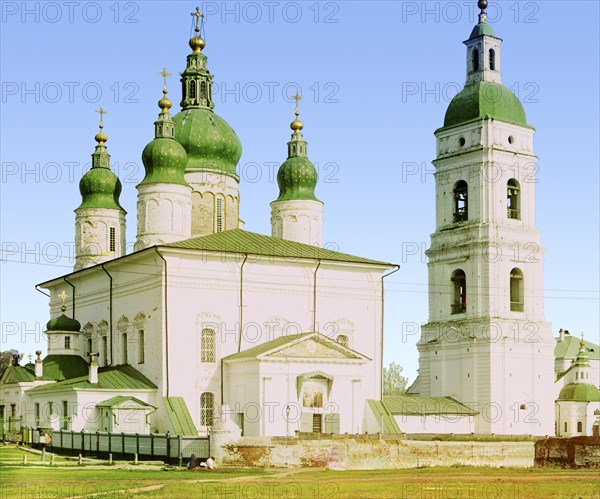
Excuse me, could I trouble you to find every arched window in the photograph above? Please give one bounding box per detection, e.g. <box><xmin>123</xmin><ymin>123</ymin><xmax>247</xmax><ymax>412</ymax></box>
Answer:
<box><xmin>336</xmin><ymin>335</ymin><xmax>348</xmax><ymax>347</ymax></box>
<box><xmin>453</xmin><ymin>181</ymin><xmax>468</xmax><ymax>222</ymax></box>
<box><xmin>200</xmin><ymin>328</ymin><xmax>216</xmax><ymax>362</ymax></box>
<box><xmin>200</xmin><ymin>392</ymin><xmax>214</xmax><ymax>427</ymax></box>
<box><xmin>121</xmin><ymin>333</ymin><xmax>128</xmax><ymax>364</ymax></box>
<box><xmin>510</xmin><ymin>268</ymin><xmax>524</xmax><ymax>312</ymax></box>
<box><xmin>577</xmin><ymin>421</ymin><xmax>583</xmax><ymax>432</ymax></box>
<box><xmin>489</xmin><ymin>49</ymin><xmax>496</xmax><ymax>70</ymax></box>
<box><xmin>87</xmin><ymin>338</ymin><xmax>92</xmax><ymax>355</ymax></box>
<box><xmin>507</xmin><ymin>179</ymin><xmax>521</xmax><ymax>219</ymax></box>
<box><xmin>200</xmin><ymin>81</ymin><xmax>207</xmax><ymax>101</ymax></box>
<box><xmin>189</xmin><ymin>80</ymin><xmax>197</xmax><ymax>99</ymax></box>
<box><xmin>472</xmin><ymin>48</ymin><xmax>480</xmax><ymax>72</ymax></box>
<box><xmin>451</xmin><ymin>270</ymin><xmax>467</xmax><ymax>314</ymax></box>
<box><xmin>215</xmin><ymin>197</ymin><xmax>224</xmax><ymax>233</ymax></box>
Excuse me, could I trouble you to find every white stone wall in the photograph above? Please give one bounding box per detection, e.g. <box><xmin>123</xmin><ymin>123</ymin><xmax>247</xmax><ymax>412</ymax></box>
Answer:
<box><xmin>185</xmin><ymin>170</ymin><xmax>240</xmax><ymax>236</ymax></box>
<box><xmin>135</xmin><ymin>183</ymin><xmax>192</xmax><ymax>250</ymax></box>
<box><xmin>270</xmin><ymin>199</ymin><xmax>324</xmax><ymax>247</ymax></box>
<box><xmin>74</xmin><ymin>208</ymin><xmax>126</xmax><ymax>271</ymax></box>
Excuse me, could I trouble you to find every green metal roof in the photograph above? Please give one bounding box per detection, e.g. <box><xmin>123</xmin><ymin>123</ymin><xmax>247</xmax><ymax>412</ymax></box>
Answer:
<box><xmin>41</xmin><ymin>355</ymin><xmax>89</xmax><ymax>381</ymax></box>
<box><xmin>443</xmin><ymin>81</ymin><xmax>527</xmax><ymax>129</ymax></box>
<box><xmin>173</xmin><ymin>108</ymin><xmax>242</xmax><ymax>177</ymax></box>
<box><xmin>28</xmin><ymin>364</ymin><xmax>157</xmax><ymax>393</ymax></box>
<box><xmin>0</xmin><ymin>365</ymin><xmax>36</xmax><ymax>383</ymax></box>
<box><xmin>557</xmin><ymin>383</ymin><xmax>600</xmax><ymax>402</ymax></box>
<box><xmin>163</xmin><ymin>396</ymin><xmax>198</xmax><ymax>435</ymax></box>
<box><xmin>46</xmin><ymin>314</ymin><xmax>81</xmax><ymax>332</ymax></box>
<box><xmin>97</xmin><ymin>395</ymin><xmax>156</xmax><ymax>409</ymax></box>
<box><xmin>367</xmin><ymin>400</ymin><xmax>402</xmax><ymax>433</ymax></box>
<box><xmin>383</xmin><ymin>395</ymin><xmax>479</xmax><ymax>416</ymax></box>
<box><xmin>468</xmin><ymin>22</ymin><xmax>496</xmax><ymax>40</ymax></box>
<box><xmin>165</xmin><ymin>229</ymin><xmax>394</xmax><ymax>267</ymax></box>
<box><xmin>555</xmin><ymin>335</ymin><xmax>600</xmax><ymax>361</ymax></box>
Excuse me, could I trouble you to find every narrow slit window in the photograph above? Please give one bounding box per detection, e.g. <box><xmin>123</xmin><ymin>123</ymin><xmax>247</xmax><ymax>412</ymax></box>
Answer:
<box><xmin>489</xmin><ymin>49</ymin><xmax>496</xmax><ymax>70</ymax></box>
<box><xmin>216</xmin><ymin>197</ymin><xmax>224</xmax><ymax>233</ymax></box>
<box><xmin>201</xmin><ymin>328</ymin><xmax>216</xmax><ymax>362</ymax></box>
<box><xmin>200</xmin><ymin>392</ymin><xmax>214</xmax><ymax>427</ymax></box>
<box><xmin>451</xmin><ymin>270</ymin><xmax>467</xmax><ymax>314</ymax></box>
<box><xmin>510</xmin><ymin>268</ymin><xmax>524</xmax><ymax>312</ymax></box>
<box><xmin>507</xmin><ymin>179</ymin><xmax>521</xmax><ymax>219</ymax></box>
<box><xmin>453</xmin><ymin>181</ymin><xmax>468</xmax><ymax>222</ymax></box>
<box><xmin>472</xmin><ymin>48</ymin><xmax>480</xmax><ymax>72</ymax></box>
<box><xmin>138</xmin><ymin>330</ymin><xmax>145</xmax><ymax>364</ymax></box>
<box><xmin>122</xmin><ymin>332</ymin><xmax>128</xmax><ymax>364</ymax></box>
<box><xmin>109</xmin><ymin>227</ymin><xmax>116</xmax><ymax>252</ymax></box>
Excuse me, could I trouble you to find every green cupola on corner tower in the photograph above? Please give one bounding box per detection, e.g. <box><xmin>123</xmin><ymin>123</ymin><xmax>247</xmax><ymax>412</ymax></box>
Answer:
<box><xmin>171</xmin><ymin>7</ymin><xmax>242</xmax><ymax>177</ymax></box>
<box><xmin>77</xmin><ymin>107</ymin><xmax>126</xmax><ymax>212</ymax></box>
<box><xmin>139</xmin><ymin>68</ymin><xmax>188</xmax><ymax>186</ymax></box>
<box><xmin>442</xmin><ymin>0</ymin><xmax>528</xmax><ymax>129</ymax></box>
<box><xmin>275</xmin><ymin>93</ymin><xmax>320</xmax><ymax>203</ymax></box>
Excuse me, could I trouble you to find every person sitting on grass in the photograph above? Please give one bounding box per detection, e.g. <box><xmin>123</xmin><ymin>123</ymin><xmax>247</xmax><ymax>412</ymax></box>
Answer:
<box><xmin>187</xmin><ymin>453</ymin><xmax>199</xmax><ymax>470</ymax></box>
<box><xmin>199</xmin><ymin>456</ymin><xmax>215</xmax><ymax>470</ymax></box>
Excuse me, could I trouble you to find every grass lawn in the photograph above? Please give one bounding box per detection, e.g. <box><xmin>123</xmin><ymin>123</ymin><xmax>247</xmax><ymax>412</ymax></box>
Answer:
<box><xmin>1</xmin><ymin>446</ymin><xmax>599</xmax><ymax>498</ymax></box>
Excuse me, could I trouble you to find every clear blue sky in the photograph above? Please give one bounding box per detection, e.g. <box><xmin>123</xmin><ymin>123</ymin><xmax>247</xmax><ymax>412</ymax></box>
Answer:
<box><xmin>1</xmin><ymin>1</ymin><xmax>598</xmax><ymax>381</ymax></box>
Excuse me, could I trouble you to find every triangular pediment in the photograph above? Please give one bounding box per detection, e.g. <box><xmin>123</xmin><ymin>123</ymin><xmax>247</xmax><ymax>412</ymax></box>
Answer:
<box><xmin>266</xmin><ymin>333</ymin><xmax>366</xmax><ymax>360</ymax></box>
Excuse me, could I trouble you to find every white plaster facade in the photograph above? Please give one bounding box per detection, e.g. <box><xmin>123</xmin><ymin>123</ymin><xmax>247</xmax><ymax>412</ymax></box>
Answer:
<box><xmin>74</xmin><ymin>209</ymin><xmax>126</xmax><ymax>271</ymax></box>
<box><xmin>270</xmin><ymin>199</ymin><xmax>324</xmax><ymax>247</ymax></box>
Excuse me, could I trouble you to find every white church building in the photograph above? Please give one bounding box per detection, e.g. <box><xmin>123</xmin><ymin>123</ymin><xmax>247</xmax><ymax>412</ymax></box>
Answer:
<box><xmin>1</xmin><ymin>2</ymin><xmax>598</xmax><ymax>440</ymax></box>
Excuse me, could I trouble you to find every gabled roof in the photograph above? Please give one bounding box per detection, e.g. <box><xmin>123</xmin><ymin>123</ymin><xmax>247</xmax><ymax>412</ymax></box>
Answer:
<box><xmin>555</xmin><ymin>335</ymin><xmax>600</xmax><ymax>361</ymax></box>
<box><xmin>163</xmin><ymin>396</ymin><xmax>198</xmax><ymax>436</ymax></box>
<box><xmin>224</xmin><ymin>332</ymin><xmax>370</xmax><ymax>362</ymax></box>
<box><xmin>165</xmin><ymin>229</ymin><xmax>394</xmax><ymax>267</ymax></box>
<box><xmin>383</xmin><ymin>395</ymin><xmax>479</xmax><ymax>416</ymax></box>
<box><xmin>1</xmin><ymin>365</ymin><xmax>36</xmax><ymax>383</ymax></box>
<box><xmin>97</xmin><ymin>396</ymin><xmax>156</xmax><ymax>409</ymax></box>
<box><xmin>27</xmin><ymin>364</ymin><xmax>156</xmax><ymax>393</ymax></box>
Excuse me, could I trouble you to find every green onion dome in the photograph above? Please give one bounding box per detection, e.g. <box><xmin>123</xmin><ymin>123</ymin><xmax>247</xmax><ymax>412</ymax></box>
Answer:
<box><xmin>77</xmin><ymin>123</ymin><xmax>125</xmax><ymax>212</ymax></box>
<box><xmin>444</xmin><ymin>81</ymin><xmax>527</xmax><ymax>128</ymax></box>
<box><xmin>46</xmin><ymin>308</ymin><xmax>81</xmax><ymax>332</ymax></box>
<box><xmin>275</xmin><ymin>103</ymin><xmax>320</xmax><ymax>203</ymax></box>
<box><xmin>172</xmin><ymin>109</ymin><xmax>242</xmax><ymax>177</ymax></box>
<box><xmin>277</xmin><ymin>156</ymin><xmax>319</xmax><ymax>202</ymax></box>
<box><xmin>139</xmin><ymin>87</ymin><xmax>188</xmax><ymax>186</ymax></box>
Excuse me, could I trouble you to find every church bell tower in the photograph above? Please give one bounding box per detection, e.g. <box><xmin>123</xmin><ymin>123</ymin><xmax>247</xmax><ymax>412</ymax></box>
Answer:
<box><xmin>414</xmin><ymin>0</ymin><xmax>555</xmax><ymax>435</ymax></box>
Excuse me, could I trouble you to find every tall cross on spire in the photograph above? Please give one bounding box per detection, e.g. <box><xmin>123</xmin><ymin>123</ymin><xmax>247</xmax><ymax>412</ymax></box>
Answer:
<box><xmin>191</xmin><ymin>6</ymin><xmax>204</xmax><ymax>34</ymax></box>
<box><xmin>292</xmin><ymin>91</ymin><xmax>302</xmax><ymax>116</ymax></box>
<box><xmin>95</xmin><ymin>106</ymin><xmax>108</xmax><ymax>127</ymax></box>
<box><xmin>158</xmin><ymin>67</ymin><xmax>172</xmax><ymax>92</ymax></box>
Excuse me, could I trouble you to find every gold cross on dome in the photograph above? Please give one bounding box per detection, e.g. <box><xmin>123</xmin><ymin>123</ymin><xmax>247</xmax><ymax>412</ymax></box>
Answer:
<box><xmin>191</xmin><ymin>7</ymin><xmax>204</xmax><ymax>32</ymax></box>
<box><xmin>158</xmin><ymin>67</ymin><xmax>172</xmax><ymax>91</ymax></box>
<box><xmin>292</xmin><ymin>91</ymin><xmax>302</xmax><ymax>113</ymax></box>
<box><xmin>58</xmin><ymin>290</ymin><xmax>68</xmax><ymax>307</ymax></box>
<box><xmin>95</xmin><ymin>106</ymin><xmax>108</xmax><ymax>126</ymax></box>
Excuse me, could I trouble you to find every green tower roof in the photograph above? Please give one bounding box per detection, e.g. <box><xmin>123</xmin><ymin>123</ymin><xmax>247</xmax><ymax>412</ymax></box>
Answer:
<box><xmin>444</xmin><ymin>81</ymin><xmax>527</xmax><ymax>128</ymax></box>
<box><xmin>558</xmin><ymin>383</ymin><xmax>600</xmax><ymax>402</ymax></box>
<box><xmin>469</xmin><ymin>22</ymin><xmax>496</xmax><ymax>39</ymax></box>
<box><xmin>77</xmin><ymin>111</ymin><xmax>125</xmax><ymax>212</ymax></box>
<box><xmin>139</xmin><ymin>75</ymin><xmax>188</xmax><ymax>186</ymax></box>
<box><xmin>172</xmin><ymin>24</ymin><xmax>242</xmax><ymax>177</ymax></box>
<box><xmin>275</xmin><ymin>98</ymin><xmax>321</xmax><ymax>203</ymax></box>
